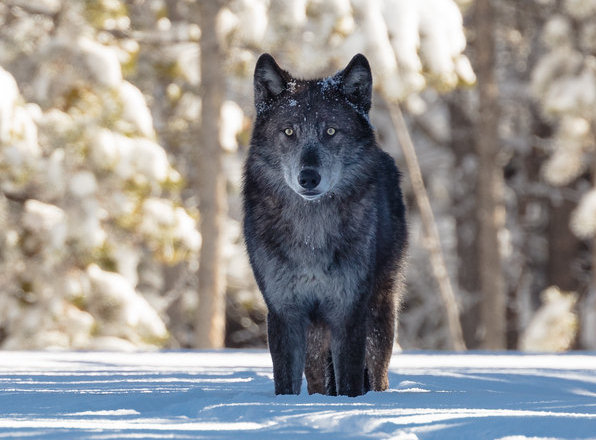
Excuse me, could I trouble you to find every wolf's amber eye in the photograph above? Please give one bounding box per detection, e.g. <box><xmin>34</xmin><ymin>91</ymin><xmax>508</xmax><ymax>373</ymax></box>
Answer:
<box><xmin>327</xmin><ymin>127</ymin><xmax>336</xmax><ymax>136</ymax></box>
<box><xmin>284</xmin><ymin>128</ymin><xmax>294</xmax><ymax>136</ymax></box>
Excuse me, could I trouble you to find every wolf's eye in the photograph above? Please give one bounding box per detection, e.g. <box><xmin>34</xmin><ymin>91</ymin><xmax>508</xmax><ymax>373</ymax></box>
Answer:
<box><xmin>284</xmin><ymin>128</ymin><xmax>294</xmax><ymax>136</ymax></box>
<box><xmin>326</xmin><ymin>127</ymin><xmax>336</xmax><ymax>136</ymax></box>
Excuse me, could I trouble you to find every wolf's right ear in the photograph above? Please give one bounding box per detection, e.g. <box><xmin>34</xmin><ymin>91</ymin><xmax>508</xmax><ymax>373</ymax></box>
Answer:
<box><xmin>254</xmin><ymin>54</ymin><xmax>289</xmax><ymax>112</ymax></box>
<box><xmin>340</xmin><ymin>54</ymin><xmax>373</xmax><ymax>113</ymax></box>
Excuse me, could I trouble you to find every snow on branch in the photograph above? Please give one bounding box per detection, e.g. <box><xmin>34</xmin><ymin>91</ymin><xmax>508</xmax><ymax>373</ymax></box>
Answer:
<box><xmin>221</xmin><ymin>0</ymin><xmax>475</xmax><ymax>103</ymax></box>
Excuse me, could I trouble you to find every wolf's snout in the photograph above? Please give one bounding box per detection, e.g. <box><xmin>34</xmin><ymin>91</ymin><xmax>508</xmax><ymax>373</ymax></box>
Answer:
<box><xmin>298</xmin><ymin>168</ymin><xmax>321</xmax><ymax>190</ymax></box>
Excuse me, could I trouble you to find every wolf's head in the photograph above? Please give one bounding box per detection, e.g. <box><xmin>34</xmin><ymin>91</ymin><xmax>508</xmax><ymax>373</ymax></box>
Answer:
<box><xmin>250</xmin><ymin>53</ymin><xmax>375</xmax><ymax>201</ymax></box>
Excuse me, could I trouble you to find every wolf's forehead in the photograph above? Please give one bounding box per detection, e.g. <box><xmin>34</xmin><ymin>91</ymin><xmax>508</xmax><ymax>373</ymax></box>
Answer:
<box><xmin>281</xmin><ymin>80</ymin><xmax>341</xmax><ymax>113</ymax></box>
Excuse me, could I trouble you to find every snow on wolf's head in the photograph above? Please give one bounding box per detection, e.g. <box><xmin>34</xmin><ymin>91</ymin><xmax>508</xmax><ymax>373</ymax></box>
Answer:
<box><xmin>251</xmin><ymin>53</ymin><xmax>376</xmax><ymax>201</ymax></box>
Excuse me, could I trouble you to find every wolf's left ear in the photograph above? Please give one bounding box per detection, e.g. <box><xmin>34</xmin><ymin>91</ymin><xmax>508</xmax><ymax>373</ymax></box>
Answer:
<box><xmin>254</xmin><ymin>53</ymin><xmax>290</xmax><ymax>112</ymax></box>
<box><xmin>340</xmin><ymin>54</ymin><xmax>372</xmax><ymax>113</ymax></box>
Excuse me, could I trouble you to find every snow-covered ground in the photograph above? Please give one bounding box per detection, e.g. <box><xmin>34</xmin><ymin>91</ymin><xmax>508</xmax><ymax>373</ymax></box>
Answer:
<box><xmin>0</xmin><ymin>351</ymin><xmax>594</xmax><ymax>439</ymax></box>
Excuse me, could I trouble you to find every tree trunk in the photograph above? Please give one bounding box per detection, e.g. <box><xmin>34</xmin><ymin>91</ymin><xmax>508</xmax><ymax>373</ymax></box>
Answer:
<box><xmin>547</xmin><ymin>198</ymin><xmax>581</xmax><ymax>292</ymax></box>
<box><xmin>474</xmin><ymin>0</ymin><xmax>507</xmax><ymax>349</ymax></box>
<box><xmin>448</xmin><ymin>92</ymin><xmax>482</xmax><ymax>349</ymax></box>
<box><xmin>592</xmin><ymin>160</ymin><xmax>596</xmax><ymax>349</ymax></box>
<box><xmin>590</xmin><ymin>233</ymin><xmax>596</xmax><ymax>349</ymax></box>
<box><xmin>195</xmin><ymin>0</ymin><xmax>227</xmax><ymax>348</ymax></box>
<box><xmin>581</xmin><ymin>155</ymin><xmax>596</xmax><ymax>349</ymax></box>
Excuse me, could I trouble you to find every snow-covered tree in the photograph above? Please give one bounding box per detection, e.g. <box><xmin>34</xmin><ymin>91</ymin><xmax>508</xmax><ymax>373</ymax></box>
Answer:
<box><xmin>220</xmin><ymin>0</ymin><xmax>474</xmax><ymax>104</ymax></box>
<box><xmin>0</xmin><ymin>1</ymin><xmax>199</xmax><ymax>349</ymax></box>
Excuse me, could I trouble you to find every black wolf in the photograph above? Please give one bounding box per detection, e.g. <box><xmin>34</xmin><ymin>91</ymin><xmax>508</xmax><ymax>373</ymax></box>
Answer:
<box><xmin>243</xmin><ymin>53</ymin><xmax>407</xmax><ymax>397</ymax></box>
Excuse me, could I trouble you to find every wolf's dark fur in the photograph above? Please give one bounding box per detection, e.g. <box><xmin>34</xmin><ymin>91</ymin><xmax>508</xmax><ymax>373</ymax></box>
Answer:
<box><xmin>243</xmin><ymin>53</ymin><xmax>407</xmax><ymax>397</ymax></box>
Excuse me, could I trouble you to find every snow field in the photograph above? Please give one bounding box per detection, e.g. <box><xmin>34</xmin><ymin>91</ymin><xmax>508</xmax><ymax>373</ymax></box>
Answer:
<box><xmin>0</xmin><ymin>351</ymin><xmax>594</xmax><ymax>439</ymax></box>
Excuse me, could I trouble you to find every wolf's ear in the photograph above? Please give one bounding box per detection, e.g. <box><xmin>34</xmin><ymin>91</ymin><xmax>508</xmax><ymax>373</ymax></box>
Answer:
<box><xmin>340</xmin><ymin>54</ymin><xmax>372</xmax><ymax>113</ymax></box>
<box><xmin>254</xmin><ymin>54</ymin><xmax>290</xmax><ymax>111</ymax></box>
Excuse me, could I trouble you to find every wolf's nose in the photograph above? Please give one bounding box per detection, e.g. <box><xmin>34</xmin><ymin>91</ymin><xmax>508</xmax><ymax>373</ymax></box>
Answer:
<box><xmin>298</xmin><ymin>168</ymin><xmax>321</xmax><ymax>190</ymax></box>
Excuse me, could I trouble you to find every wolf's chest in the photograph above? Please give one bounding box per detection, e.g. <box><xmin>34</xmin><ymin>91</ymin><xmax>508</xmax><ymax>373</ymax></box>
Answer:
<box><xmin>267</xmin><ymin>249</ymin><xmax>365</xmax><ymax>314</ymax></box>
<box><xmin>281</xmin><ymin>203</ymin><xmax>342</xmax><ymax>248</ymax></box>
<box><xmin>263</xmin><ymin>212</ymin><xmax>371</xmax><ymax>309</ymax></box>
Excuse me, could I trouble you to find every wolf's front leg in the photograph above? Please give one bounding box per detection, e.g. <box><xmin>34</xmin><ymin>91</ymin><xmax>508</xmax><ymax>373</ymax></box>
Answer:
<box><xmin>330</xmin><ymin>313</ymin><xmax>367</xmax><ymax>397</ymax></box>
<box><xmin>267</xmin><ymin>310</ymin><xmax>307</xmax><ymax>395</ymax></box>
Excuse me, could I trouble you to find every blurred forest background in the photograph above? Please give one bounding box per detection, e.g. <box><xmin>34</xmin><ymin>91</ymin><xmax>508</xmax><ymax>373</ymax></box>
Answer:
<box><xmin>0</xmin><ymin>0</ymin><xmax>595</xmax><ymax>352</ymax></box>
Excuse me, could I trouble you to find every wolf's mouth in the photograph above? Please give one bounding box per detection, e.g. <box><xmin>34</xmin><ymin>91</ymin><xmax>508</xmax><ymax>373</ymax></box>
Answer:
<box><xmin>300</xmin><ymin>191</ymin><xmax>323</xmax><ymax>201</ymax></box>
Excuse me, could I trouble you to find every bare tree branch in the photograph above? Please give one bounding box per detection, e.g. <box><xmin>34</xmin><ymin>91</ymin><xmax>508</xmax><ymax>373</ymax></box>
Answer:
<box><xmin>388</xmin><ymin>102</ymin><xmax>467</xmax><ymax>351</ymax></box>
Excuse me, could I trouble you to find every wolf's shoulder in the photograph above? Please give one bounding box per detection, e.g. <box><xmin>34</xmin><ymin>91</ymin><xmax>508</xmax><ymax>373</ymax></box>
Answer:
<box><xmin>373</xmin><ymin>149</ymin><xmax>401</xmax><ymax>183</ymax></box>
<box><xmin>373</xmin><ymin>148</ymin><xmax>405</xmax><ymax>217</ymax></box>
